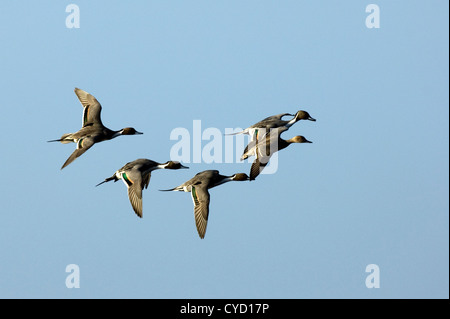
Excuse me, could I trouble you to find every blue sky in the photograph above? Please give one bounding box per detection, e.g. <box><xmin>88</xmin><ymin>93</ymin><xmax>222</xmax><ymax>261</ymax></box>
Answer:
<box><xmin>0</xmin><ymin>1</ymin><xmax>448</xmax><ymax>298</ymax></box>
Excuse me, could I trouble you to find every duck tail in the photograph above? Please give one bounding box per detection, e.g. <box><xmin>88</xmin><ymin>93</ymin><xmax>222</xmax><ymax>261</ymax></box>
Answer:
<box><xmin>224</xmin><ymin>128</ymin><xmax>248</xmax><ymax>136</ymax></box>
<box><xmin>95</xmin><ymin>174</ymin><xmax>118</xmax><ymax>187</ymax></box>
<box><xmin>159</xmin><ymin>186</ymin><xmax>183</xmax><ymax>192</ymax></box>
<box><xmin>159</xmin><ymin>187</ymin><xmax>177</xmax><ymax>192</ymax></box>
<box><xmin>225</xmin><ymin>131</ymin><xmax>243</xmax><ymax>136</ymax></box>
<box><xmin>47</xmin><ymin>133</ymin><xmax>73</xmax><ymax>144</ymax></box>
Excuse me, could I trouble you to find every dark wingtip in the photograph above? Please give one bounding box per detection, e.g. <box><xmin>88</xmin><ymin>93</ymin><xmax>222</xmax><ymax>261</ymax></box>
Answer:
<box><xmin>61</xmin><ymin>162</ymin><xmax>70</xmax><ymax>170</ymax></box>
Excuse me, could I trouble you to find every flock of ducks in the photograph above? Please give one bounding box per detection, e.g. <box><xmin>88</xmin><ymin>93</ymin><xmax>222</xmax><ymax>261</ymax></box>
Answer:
<box><xmin>49</xmin><ymin>88</ymin><xmax>316</xmax><ymax>239</ymax></box>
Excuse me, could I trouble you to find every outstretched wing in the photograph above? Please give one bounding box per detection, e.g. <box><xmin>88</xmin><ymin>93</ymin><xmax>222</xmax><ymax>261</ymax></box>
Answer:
<box><xmin>121</xmin><ymin>170</ymin><xmax>144</xmax><ymax>218</ymax></box>
<box><xmin>250</xmin><ymin>157</ymin><xmax>269</xmax><ymax>181</ymax></box>
<box><xmin>127</xmin><ymin>183</ymin><xmax>143</xmax><ymax>218</ymax></box>
<box><xmin>241</xmin><ymin>127</ymin><xmax>286</xmax><ymax>160</ymax></box>
<box><xmin>74</xmin><ymin>88</ymin><xmax>103</xmax><ymax>127</ymax></box>
<box><xmin>247</xmin><ymin>129</ymin><xmax>282</xmax><ymax>179</ymax></box>
<box><xmin>191</xmin><ymin>185</ymin><xmax>210</xmax><ymax>239</ymax></box>
<box><xmin>61</xmin><ymin>137</ymin><xmax>95</xmax><ymax>169</ymax></box>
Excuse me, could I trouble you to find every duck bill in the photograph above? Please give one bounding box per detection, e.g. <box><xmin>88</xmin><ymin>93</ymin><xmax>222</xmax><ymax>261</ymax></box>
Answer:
<box><xmin>136</xmin><ymin>131</ymin><xmax>144</xmax><ymax>134</ymax></box>
<box><xmin>180</xmin><ymin>164</ymin><xmax>189</xmax><ymax>169</ymax></box>
<box><xmin>308</xmin><ymin>116</ymin><xmax>316</xmax><ymax>121</ymax></box>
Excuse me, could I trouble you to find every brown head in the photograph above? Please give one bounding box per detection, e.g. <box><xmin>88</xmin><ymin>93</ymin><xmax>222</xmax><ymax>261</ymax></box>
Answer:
<box><xmin>288</xmin><ymin>136</ymin><xmax>313</xmax><ymax>144</ymax></box>
<box><xmin>121</xmin><ymin>127</ymin><xmax>143</xmax><ymax>135</ymax></box>
<box><xmin>232</xmin><ymin>173</ymin><xmax>250</xmax><ymax>181</ymax></box>
<box><xmin>164</xmin><ymin>161</ymin><xmax>189</xmax><ymax>169</ymax></box>
<box><xmin>294</xmin><ymin>110</ymin><xmax>316</xmax><ymax>122</ymax></box>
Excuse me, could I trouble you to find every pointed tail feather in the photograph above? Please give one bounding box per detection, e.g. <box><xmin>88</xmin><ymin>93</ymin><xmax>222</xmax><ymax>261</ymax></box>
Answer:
<box><xmin>159</xmin><ymin>187</ymin><xmax>178</xmax><ymax>192</ymax></box>
<box><xmin>224</xmin><ymin>127</ymin><xmax>250</xmax><ymax>136</ymax></box>
<box><xmin>48</xmin><ymin>133</ymin><xmax>74</xmax><ymax>144</ymax></box>
<box><xmin>250</xmin><ymin>159</ymin><xmax>268</xmax><ymax>181</ymax></box>
<box><xmin>224</xmin><ymin>131</ymin><xmax>244</xmax><ymax>136</ymax></box>
<box><xmin>159</xmin><ymin>185</ymin><xmax>185</xmax><ymax>192</ymax></box>
<box><xmin>96</xmin><ymin>175</ymin><xmax>118</xmax><ymax>187</ymax></box>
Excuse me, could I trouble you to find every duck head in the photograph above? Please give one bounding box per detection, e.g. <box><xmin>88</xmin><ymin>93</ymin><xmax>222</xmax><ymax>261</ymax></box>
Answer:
<box><xmin>121</xmin><ymin>127</ymin><xmax>143</xmax><ymax>135</ymax></box>
<box><xmin>294</xmin><ymin>110</ymin><xmax>316</xmax><ymax>122</ymax></box>
<box><xmin>164</xmin><ymin>161</ymin><xmax>189</xmax><ymax>169</ymax></box>
<box><xmin>289</xmin><ymin>135</ymin><xmax>313</xmax><ymax>144</ymax></box>
<box><xmin>232</xmin><ymin>173</ymin><xmax>250</xmax><ymax>181</ymax></box>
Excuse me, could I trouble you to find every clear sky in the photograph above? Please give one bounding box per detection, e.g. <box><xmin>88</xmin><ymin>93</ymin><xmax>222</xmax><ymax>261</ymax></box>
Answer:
<box><xmin>0</xmin><ymin>1</ymin><xmax>448</xmax><ymax>299</ymax></box>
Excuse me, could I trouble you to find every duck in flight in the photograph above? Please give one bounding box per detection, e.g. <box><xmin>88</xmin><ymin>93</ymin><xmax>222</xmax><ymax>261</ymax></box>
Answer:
<box><xmin>229</xmin><ymin>110</ymin><xmax>315</xmax><ymax>161</ymax></box>
<box><xmin>161</xmin><ymin>170</ymin><xmax>250</xmax><ymax>239</ymax></box>
<box><xmin>241</xmin><ymin>126</ymin><xmax>312</xmax><ymax>180</ymax></box>
<box><xmin>96</xmin><ymin>159</ymin><xmax>188</xmax><ymax>218</ymax></box>
<box><xmin>228</xmin><ymin>110</ymin><xmax>316</xmax><ymax>140</ymax></box>
<box><xmin>48</xmin><ymin>88</ymin><xmax>143</xmax><ymax>169</ymax></box>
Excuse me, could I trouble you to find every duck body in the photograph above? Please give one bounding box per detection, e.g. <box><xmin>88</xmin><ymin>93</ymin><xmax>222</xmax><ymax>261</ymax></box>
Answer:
<box><xmin>48</xmin><ymin>88</ymin><xmax>142</xmax><ymax>169</ymax></box>
<box><xmin>231</xmin><ymin>110</ymin><xmax>315</xmax><ymax>164</ymax></box>
<box><xmin>57</xmin><ymin>125</ymin><xmax>119</xmax><ymax>144</ymax></box>
<box><xmin>241</xmin><ymin>127</ymin><xmax>312</xmax><ymax>180</ymax></box>
<box><xmin>162</xmin><ymin>170</ymin><xmax>249</xmax><ymax>239</ymax></box>
<box><xmin>96</xmin><ymin>158</ymin><xmax>188</xmax><ymax>218</ymax></box>
<box><xmin>230</xmin><ymin>110</ymin><xmax>316</xmax><ymax>138</ymax></box>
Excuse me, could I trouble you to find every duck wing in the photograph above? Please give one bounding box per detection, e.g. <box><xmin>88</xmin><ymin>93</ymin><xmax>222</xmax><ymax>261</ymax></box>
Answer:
<box><xmin>190</xmin><ymin>185</ymin><xmax>210</xmax><ymax>239</ymax></box>
<box><xmin>74</xmin><ymin>88</ymin><xmax>103</xmax><ymax>127</ymax></box>
<box><xmin>61</xmin><ymin>137</ymin><xmax>95</xmax><ymax>169</ymax></box>
<box><xmin>249</xmin><ymin>143</ymin><xmax>273</xmax><ymax>180</ymax></box>
<box><xmin>250</xmin><ymin>157</ymin><xmax>266</xmax><ymax>180</ymax></box>
<box><xmin>122</xmin><ymin>170</ymin><xmax>144</xmax><ymax>218</ymax></box>
<box><xmin>241</xmin><ymin>127</ymin><xmax>287</xmax><ymax>160</ymax></box>
<box><xmin>248</xmin><ymin>128</ymin><xmax>285</xmax><ymax>179</ymax></box>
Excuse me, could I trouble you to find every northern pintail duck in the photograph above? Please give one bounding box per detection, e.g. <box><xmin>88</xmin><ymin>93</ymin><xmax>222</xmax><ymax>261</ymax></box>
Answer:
<box><xmin>230</xmin><ymin>110</ymin><xmax>316</xmax><ymax>140</ymax></box>
<box><xmin>96</xmin><ymin>159</ymin><xmax>188</xmax><ymax>218</ymax></box>
<box><xmin>241</xmin><ymin>127</ymin><xmax>312</xmax><ymax>180</ymax></box>
<box><xmin>48</xmin><ymin>88</ymin><xmax>143</xmax><ymax>169</ymax></box>
<box><xmin>231</xmin><ymin>110</ymin><xmax>315</xmax><ymax>161</ymax></box>
<box><xmin>161</xmin><ymin>170</ymin><xmax>249</xmax><ymax>239</ymax></box>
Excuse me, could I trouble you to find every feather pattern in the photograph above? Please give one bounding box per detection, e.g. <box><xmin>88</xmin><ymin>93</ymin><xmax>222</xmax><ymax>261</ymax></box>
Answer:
<box><xmin>96</xmin><ymin>159</ymin><xmax>187</xmax><ymax>218</ymax></box>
